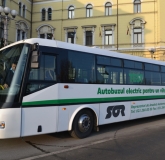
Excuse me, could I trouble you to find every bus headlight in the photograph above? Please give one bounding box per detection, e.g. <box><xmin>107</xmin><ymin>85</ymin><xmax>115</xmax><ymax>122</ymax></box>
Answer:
<box><xmin>0</xmin><ymin>121</ymin><xmax>5</xmax><ymax>129</ymax></box>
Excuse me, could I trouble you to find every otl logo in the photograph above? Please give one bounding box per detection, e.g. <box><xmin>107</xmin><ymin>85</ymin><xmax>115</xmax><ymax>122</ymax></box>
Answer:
<box><xmin>105</xmin><ymin>105</ymin><xmax>125</xmax><ymax>119</ymax></box>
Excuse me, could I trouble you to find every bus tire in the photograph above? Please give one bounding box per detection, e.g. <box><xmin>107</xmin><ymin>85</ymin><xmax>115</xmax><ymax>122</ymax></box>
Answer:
<box><xmin>70</xmin><ymin>109</ymin><xmax>94</xmax><ymax>139</ymax></box>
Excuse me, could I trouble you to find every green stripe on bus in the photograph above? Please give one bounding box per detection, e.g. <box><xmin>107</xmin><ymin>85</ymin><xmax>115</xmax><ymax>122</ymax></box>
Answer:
<box><xmin>22</xmin><ymin>95</ymin><xmax>165</xmax><ymax>107</ymax></box>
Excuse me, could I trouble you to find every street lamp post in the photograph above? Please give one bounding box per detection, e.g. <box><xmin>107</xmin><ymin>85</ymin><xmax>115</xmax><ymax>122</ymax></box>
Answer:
<box><xmin>149</xmin><ymin>48</ymin><xmax>156</xmax><ymax>59</ymax></box>
<box><xmin>0</xmin><ymin>6</ymin><xmax>17</xmax><ymax>46</ymax></box>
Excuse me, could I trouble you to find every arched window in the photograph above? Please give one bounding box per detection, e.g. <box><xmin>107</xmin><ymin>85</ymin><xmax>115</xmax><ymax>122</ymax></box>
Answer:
<box><xmin>42</xmin><ymin>9</ymin><xmax>46</xmax><ymax>21</ymax></box>
<box><xmin>86</xmin><ymin>4</ymin><xmax>93</xmax><ymax>17</ymax></box>
<box><xmin>105</xmin><ymin>2</ymin><xmax>112</xmax><ymax>16</ymax></box>
<box><xmin>23</xmin><ymin>5</ymin><xmax>26</xmax><ymax>18</ymax></box>
<box><xmin>16</xmin><ymin>21</ymin><xmax>29</xmax><ymax>41</ymax></box>
<box><xmin>133</xmin><ymin>28</ymin><xmax>142</xmax><ymax>44</ymax></box>
<box><xmin>130</xmin><ymin>18</ymin><xmax>146</xmax><ymax>47</ymax></box>
<box><xmin>19</xmin><ymin>2</ymin><xmax>22</xmax><ymax>16</ymax></box>
<box><xmin>68</xmin><ymin>6</ymin><xmax>74</xmax><ymax>19</ymax></box>
<box><xmin>2</xmin><ymin>0</ymin><xmax>5</xmax><ymax>7</ymax></box>
<box><xmin>37</xmin><ymin>25</ymin><xmax>55</xmax><ymax>40</ymax></box>
<box><xmin>48</xmin><ymin>8</ymin><xmax>52</xmax><ymax>20</ymax></box>
<box><xmin>17</xmin><ymin>30</ymin><xmax>21</xmax><ymax>41</ymax></box>
<box><xmin>134</xmin><ymin>0</ymin><xmax>141</xmax><ymax>13</ymax></box>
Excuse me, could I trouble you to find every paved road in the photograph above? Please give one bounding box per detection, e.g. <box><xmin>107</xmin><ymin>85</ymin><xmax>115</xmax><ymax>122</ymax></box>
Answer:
<box><xmin>1</xmin><ymin>115</ymin><xmax>165</xmax><ymax>160</ymax></box>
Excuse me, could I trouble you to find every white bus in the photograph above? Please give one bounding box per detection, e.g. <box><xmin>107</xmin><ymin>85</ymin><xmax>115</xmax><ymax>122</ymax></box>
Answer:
<box><xmin>0</xmin><ymin>38</ymin><xmax>165</xmax><ymax>139</ymax></box>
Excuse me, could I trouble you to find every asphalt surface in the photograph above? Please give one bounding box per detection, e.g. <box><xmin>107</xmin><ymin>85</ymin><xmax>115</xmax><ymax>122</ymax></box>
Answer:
<box><xmin>1</xmin><ymin>115</ymin><xmax>165</xmax><ymax>160</ymax></box>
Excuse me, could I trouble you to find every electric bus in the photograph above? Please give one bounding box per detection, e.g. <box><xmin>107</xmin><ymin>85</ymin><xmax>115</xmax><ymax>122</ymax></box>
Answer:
<box><xmin>0</xmin><ymin>38</ymin><xmax>165</xmax><ymax>139</ymax></box>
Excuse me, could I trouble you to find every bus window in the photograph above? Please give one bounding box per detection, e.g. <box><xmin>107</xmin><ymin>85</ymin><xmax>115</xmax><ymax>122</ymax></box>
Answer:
<box><xmin>97</xmin><ymin>55</ymin><xmax>110</xmax><ymax>65</ymax></box>
<box><xmin>0</xmin><ymin>44</ymin><xmax>30</xmax><ymax>105</ymax></box>
<box><xmin>134</xmin><ymin>61</ymin><xmax>143</xmax><ymax>70</ymax></box>
<box><xmin>97</xmin><ymin>66</ymin><xmax>123</xmax><ymax>84</ymax></box>
<box><xmin>111</xmin><ymin>58</ymin><xmax>122</xmax><ymax>67</ymax></box>
<box><xmin>151</xmin><ymin>72</ymin><xmax>161</xmax><ymax>85</ymax></box>
<box><xmin>145</xmin><ymin>71</ymin><xmax>161</xmax><ymax>85</ymax></box>
<box><xmin>26</xmin><ymin>53</ymin><xmax>56</xmax><ymax>94</ymax></box>
<box><xmin>153</xmin><ymin>65</ymin><xmax>160</xmax><ymax>72</ymax></box>
<box><xmin>124</xmin><ymin>60</ymin><xmax>134</xmax><ymax>68</ymax></box>
<box><xmin>145</xmin><ymin>63</ymin><xmax>153</xmax><ymax>71</ymax></box>
<box><xmin>161</xmin><ymin>66</ymin><xmax>165</xmax><ymax>73</ymax></box>
<box><xmin>97</xmin><ymin>66</ymin><xmax>107</xmax><ymax>83</ymax></box>
<box><xmin>124</xmin><ymin>69</ymin><xmax>144</xmax><ymax>85</ymax></box>
<box><xmin>109</xmin><ymin>67</ymin><xmax>123</xmax><ymax>84</ymax></box>
<box><xmin>161</xmin><ymin>73</ymin><xmax>165</xmax><ymax>85</ymax></box>
<box><xmin>145</xmin><ymin>63</ymin><xmax>160</xmax><ymax>72</ymax></box>
<box><xmin>29</xmin><ymin>53</ymin><xmax>56</xmax><ymax>81</ymax></box>
<box><xmin>68</xmin><ymin>51</ymin><xmax>95</xmax><ymax>83</ymax></box>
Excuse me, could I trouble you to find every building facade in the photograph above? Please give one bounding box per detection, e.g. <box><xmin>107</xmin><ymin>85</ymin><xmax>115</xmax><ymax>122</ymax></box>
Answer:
<box><xmin>1</xmin><ymin>0</ymin><xmax>165</xmax><ymax>61</ymax></box>
<box><xmin>0</xmin><ymin>0</ymin><xmax>31</xmax><ymax>45</ymax></box>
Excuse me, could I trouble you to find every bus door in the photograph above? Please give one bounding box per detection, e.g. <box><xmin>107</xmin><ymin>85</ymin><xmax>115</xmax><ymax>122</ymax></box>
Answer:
<box><xmin>21</xmin><ymin>50</ymin><xmax>59</xmax><ymax>137</ymax></box>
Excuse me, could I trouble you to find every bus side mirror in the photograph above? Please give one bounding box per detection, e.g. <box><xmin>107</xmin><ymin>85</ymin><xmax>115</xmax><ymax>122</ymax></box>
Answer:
<box><xmin>31</xmin><ymin>51</ymin><xmax>39</xmax><ymax>68</ymax></box>
<box><xmin>31</xmin><ymin>43</ymin><xmax>40</xmax><ymax>69</ymax></box>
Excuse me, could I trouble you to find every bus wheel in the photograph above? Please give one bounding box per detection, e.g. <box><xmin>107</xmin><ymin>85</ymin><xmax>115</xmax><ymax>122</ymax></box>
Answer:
<box><xmin>70</xmin><ymin>109</ymin><xmax>94</xmax><ymax>139</ymax></box>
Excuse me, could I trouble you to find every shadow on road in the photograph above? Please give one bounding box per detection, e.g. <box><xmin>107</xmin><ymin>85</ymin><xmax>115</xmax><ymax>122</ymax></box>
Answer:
<box><xmin>48</xmin><ymin>114</ymin><xmax>165</xmax><ymax>139</ymax></box>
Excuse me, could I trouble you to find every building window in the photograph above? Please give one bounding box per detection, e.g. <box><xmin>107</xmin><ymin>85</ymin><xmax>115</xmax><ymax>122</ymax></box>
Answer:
<box><xmin>19</xmin><ymin>2</ymin><xmax>22</xmax><ymax>16</ymax></box>
<box><xmin>0</xmin><ymin>22</ymin><xmax>4</xmax><ymax>39</ymax></box>
<box><xmin>16</xmin><ymin>21</ymin><xmax>29</xmax><ymax>41</ymax></box>
<box><xmin>17</xmin><ymin>30</ymin><xmax>20</xmax><ymax>41</ymax></box>
<box><xmin>37</xmin><ymin>25</ymin><xmax>55</xmax><ymax>40</ymax></box>
<box><xmin>86</xmin><ymin>31</ymin><xmax>92</xmax><ymax>46</ymax></box>
<box><xmin>47</xmin><ymin>33</ymin><xmax>53</xmax><ymax>39</ymax></box>
<box><xmin>2</xmin><ymin>0</ymin><xmax>5</xmax><ymax>7</ymax></box>
<box><xmin>130</xmin><ymin>18</ymin><xmax>146</xmax><ymax>47</ymax></box>
<box><xmin>40</xmin><ymin>34</ymin><xmax>45</xmax><ymax>39</ymax></box>
<box><xmin>82</xmin><ymin>25</ymin><xmax>96</xmax><ymax>46</ymax></box>
<box><xmin>42</xmin><ymin>9</ymin><xmax>46</xmax><ymax>21</ymax></box>
<box><xmin>86</xmin><ymin>4</ymin><xmax>93</xmax><ymax>17</ymax></box>
<box><xmin>105</xmin><ymin>30</ymin><xmax>112</xmax><ymax>45</ymax></box>
<box><xmin>133</xmin><ymin>28</ymin><xmax>142</xmax><ymax>43</ymax></box>
<box><xmin>64</xmin><ymin>27</ymin><xmax>77</xmax><ymax>44</ymax></box>
<box><xmin>39</xmin><ymin>33</ymin><xmax>53</xmax><ymax>39</ymax></box>
<box><xmin>134</xmin><ymin>0</ymin><xmax>141</xmax><ymax>13</ymax></box>
<box><xmin>22</xmin><ymin>31</ymin><xmax>25</xmax><ymax>40</ymax></box>
<box><xmin>48</xmin><ymin>8</ymin><xmax>52</xmax><ymax>20</ymax></box>
<box><xmin>23</xmin><ymin>5</ymin><xmax>26</xmax><ymax>18</ymax></box>
<box><xmin>100</xmin><ymin>24</ymin><xmax>116</xmax><ymax>49</ymax></box>
<box><xmin>68</xmin><ymin>6</ymin><xmax>74</xmax><ymax>19</ymax></box>
<box><xmin>17</xmin><ymin>29</ymin><xmax>26</xmax><ymax>41</ymax></box>
<box><xmin>105</xmin><ymin>2</ymin><xmax>112</xmax><ymax>16</ymax></box>
<box><xmin>67</xmin><ymin>32</ymin><xmax>75</xmax><ymax>43</ymax></box>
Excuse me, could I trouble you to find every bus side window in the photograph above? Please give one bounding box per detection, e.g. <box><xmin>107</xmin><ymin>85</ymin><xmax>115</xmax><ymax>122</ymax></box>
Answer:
<box><xmin>109</xmin><ymin>67</ymin><xmax>123</xmax><ymax>84</ymax></box>
<box><xmin>97</xmin><ymin>66</ymin><xmax>123</xmax><ymax>84</ymax></box>
<box><xmin>68</xmin><ymin>51</ymin><xmax>95</xmax><ymax>84</ymax></box>
<box><xmin>147</xmin><ymin>71</ymin><xmax>161</xmax><ymax>85</ymax></box>
<box><xmin>97</xmin><ymin>67</ymin><xmax>104</xmax><ymax>83</ymax></box>
<box><xmin>162</xmin><ymin>73</ymin><xmax>165</xmax><ymax>85</ymax></box>
<box><xmin>45</xmin><ymin>69</ymin><xmax>55</xmax><ymax>81</ymax></box>
<box><xmin>124</xmin><ymin>69</ymin><xmax>144</xmax><ymax>85</ymax></box>
<box><xmin>25</xmin><ymin>53</ymin><xmax>56</xmax><ymax>95</ymax></box>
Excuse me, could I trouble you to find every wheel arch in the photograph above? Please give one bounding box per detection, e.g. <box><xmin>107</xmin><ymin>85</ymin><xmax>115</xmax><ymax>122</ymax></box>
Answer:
<box><xmin>68</xmin><ymin>105</ymin><xmax>99</xmax><ymax>131</ymax></box>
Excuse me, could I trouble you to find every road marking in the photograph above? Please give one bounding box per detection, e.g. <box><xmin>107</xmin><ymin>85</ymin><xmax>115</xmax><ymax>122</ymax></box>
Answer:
<box><xmin>20</xmin><ymin>137</ymin><xmax>115</xmax><ymax>160</ymax></box>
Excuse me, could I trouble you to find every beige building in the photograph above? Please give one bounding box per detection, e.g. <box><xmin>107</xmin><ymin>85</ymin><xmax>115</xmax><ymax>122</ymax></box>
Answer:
<box><xmin>0</xmin><ymin>0</ymin><xmax>32</xmax><ymax>45</ymax></box>
<box><xmin>1</xmin><ymin>0</ymin><xmax>165</xmax><ymax>61</ymax></box>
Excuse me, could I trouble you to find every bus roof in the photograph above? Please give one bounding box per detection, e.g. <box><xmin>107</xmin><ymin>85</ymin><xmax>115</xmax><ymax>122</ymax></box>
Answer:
<box><xmin>1</xmin><ymin>38</ymin><xmax>164</xmax><ymax>66</ymax></box>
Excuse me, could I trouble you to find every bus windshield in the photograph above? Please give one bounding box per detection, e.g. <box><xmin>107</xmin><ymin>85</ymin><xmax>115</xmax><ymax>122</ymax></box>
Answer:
<box><xmin>0</xmin><ymin>44</ymin><xmax>30</xmax><ymax>108</ymax></box>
